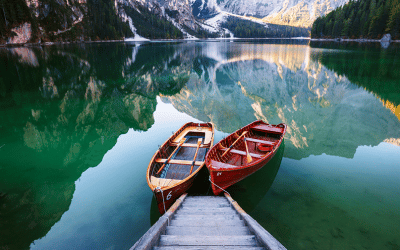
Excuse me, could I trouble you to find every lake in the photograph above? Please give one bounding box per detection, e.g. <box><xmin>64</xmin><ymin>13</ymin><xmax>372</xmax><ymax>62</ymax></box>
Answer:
<box><xmin>0</xmin><ymin>40</ymin><xmax>399</xmax><ymax>250</ymax></box>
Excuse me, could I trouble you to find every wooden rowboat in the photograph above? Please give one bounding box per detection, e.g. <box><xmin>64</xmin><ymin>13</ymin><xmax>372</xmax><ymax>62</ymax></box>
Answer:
<box><xmin>205</xmin><ymin>120</ymin><xmax>286</xmax><ymax>195</ymax></box>
<box><xmin>147</xmin><ymin>122</ymin><xmax>214</xmax><ymax>214</ymax></box>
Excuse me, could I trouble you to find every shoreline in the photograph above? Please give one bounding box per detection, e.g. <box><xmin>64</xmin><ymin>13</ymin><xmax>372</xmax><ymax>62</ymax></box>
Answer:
<box><xmin>310</xmin><ymin>38</ymin><xmax>400</xmax><ymax>43</ymax></box>
<box><xmin>0</xmin><ymin>37</ymin><xmax>311</xmax><ymax>48</ymax></box>
<box><xmin>2</xmin><ymin>37</ymin><xmax>399</xmax><ymax>48</ymax></box>
<box><xmin>0</xmin><ymin>39</ymin><xmax>128</xmax><ymax>48</ymax></box>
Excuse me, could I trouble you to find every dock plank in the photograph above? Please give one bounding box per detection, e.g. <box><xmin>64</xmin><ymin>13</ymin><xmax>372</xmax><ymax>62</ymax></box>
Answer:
<box><xmin>154</xmin><ymin>247</ymin><xmax>265</xmax><ymax>250</ymax></box>
<box><xmin>130</xmin><ymin>194</ymin><xmax>284</xmax><ymax>250</ymax></box>
<box><xmin>166</xmin><ymin>226</ymin><xmax>251</xmax><ymax>236</ymax></box>
<box><xmin>159</xmin><ymin>235</ymin><xmax>259</xmax><ymax>246</ymax></box>
<box><xmin>170</xmin><ymin>219</ymin><xmax>245</xmax><ymax>227</ymax></box>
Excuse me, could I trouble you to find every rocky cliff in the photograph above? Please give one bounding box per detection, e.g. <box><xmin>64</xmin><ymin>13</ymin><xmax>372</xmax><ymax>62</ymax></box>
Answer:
<box><xmin>1</xmin><ymin>0</ymin><xmax>349</xmax><ymax>44</ymax></box>
<box><xmin>192</xmin><ymin>0</ymin><xmax>349</xmax><ymax>27</ymax></box>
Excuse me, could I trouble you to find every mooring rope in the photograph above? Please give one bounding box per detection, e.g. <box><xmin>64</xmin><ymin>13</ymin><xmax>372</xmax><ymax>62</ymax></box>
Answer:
<box><xmin>208</xmin><ymin>176</ymin><xmax>231</xmax><ymax>196</ymax></box>
<box><xmin>155</xmin><ymin>187</ymin><xmax>170</xmax><ymax>225</ymax></box>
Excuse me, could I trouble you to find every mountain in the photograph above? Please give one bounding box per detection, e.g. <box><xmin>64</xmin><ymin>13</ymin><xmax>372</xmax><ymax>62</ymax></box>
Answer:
<box><xmin>1</xmin><ymin>0</ymin><xmax>349</xmax><ymax>44</ymax></box>
<box><xmin>0</xmin><ymin>0</ymin><xmax>133</xmax><ymax>44</ymax></box>
<box><xmin>192</xmin><ymin>0</ymin><xmax>349</xmax><ymax>27</ymax></box>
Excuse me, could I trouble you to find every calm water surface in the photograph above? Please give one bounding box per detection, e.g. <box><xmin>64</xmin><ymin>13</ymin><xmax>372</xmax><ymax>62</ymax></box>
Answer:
<box><xmin>0</xmin><ymin>40</ymin><xmax>400</xmax><ymax>250</ymax></box>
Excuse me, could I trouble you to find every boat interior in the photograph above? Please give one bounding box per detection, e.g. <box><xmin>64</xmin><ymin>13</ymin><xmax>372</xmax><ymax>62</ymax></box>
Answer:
<box><xmin>209</xmin><ymin>124</ymin><xmax>284</xmax><ymax>166</ymax></box>
<box><xmin>150</xmin><ymin>125</ymin><xmax>213</xmax><ymax>187</ymax></box>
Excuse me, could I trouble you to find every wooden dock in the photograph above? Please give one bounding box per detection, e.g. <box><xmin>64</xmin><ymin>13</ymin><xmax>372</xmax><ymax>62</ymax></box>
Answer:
<box><xmin>131</xmin><ymin>193</ymin><xmax>286</xmax><ymax>250</ymax></box>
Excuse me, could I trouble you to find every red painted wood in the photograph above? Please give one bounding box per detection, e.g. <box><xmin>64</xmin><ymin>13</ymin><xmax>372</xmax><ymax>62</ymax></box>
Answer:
<box><xmin>154</xmin><ymin>176</ymin><xmax>196</xmax><ymax>214</ymax></box>
<box><xmin>205</xmin><ymin>120</ymin><xmax>287</xmax><ymax>195</ymax></box>
<box><xmin>147</xmin><ymin>122</ymin><xmax>215</xmax><ymax>214</ymax></box>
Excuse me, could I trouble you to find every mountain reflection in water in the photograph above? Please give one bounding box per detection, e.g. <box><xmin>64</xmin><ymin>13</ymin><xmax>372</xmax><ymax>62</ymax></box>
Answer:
<box><xmin>0</xmin><ymin>40</ymin><xmax>399</xmax><ymax>250</ymax></box>
<box><xmin>0</xmin><ymin>43</ymin><xmax>189</xmax><ymax>249</ymax></box>
<box><xmin>164</xmin><ymin>41</ymin><xmax>400</xmax><ymax>159</ymax></box>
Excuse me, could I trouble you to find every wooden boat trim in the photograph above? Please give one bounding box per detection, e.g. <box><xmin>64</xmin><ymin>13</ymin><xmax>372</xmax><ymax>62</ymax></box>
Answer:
<box><xmin>154</xmin><ymin>158</ymin><xmax>204</xmax><ymax>166</ymax></box>
<box><xmin>172</xmin><ymin>126</ymin><xmax>213</xmax><ymax>145</ymax></box>
<box><xmin>252</xmin><ymin>124</ymin><xmax>284</xmax><ymax>134</ymax></box>
<box><xmin>150</xmin><ymin>176</ymin><xmax>181</xmax><ymax>187</ymax></box>
<box><xmin>219</xmin><ymin>148</ymin><xmax>263</xmax><ymax>158</ymax></box>
<box><xmin>146</xmin><ymin>122</ymin><xmax>214</xmax><ymax>191</ymax></box>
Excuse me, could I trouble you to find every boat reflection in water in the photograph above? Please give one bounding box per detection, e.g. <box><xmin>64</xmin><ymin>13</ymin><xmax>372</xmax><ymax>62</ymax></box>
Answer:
<box><xmin>225</xmin><ymin>139</ymin><xmax>285</xmax><ymax>213</ymax></box>
<box><xmin>149</xmin><ymin>139</ymin><xmax>285</xmax><ymax>224</ymax></box>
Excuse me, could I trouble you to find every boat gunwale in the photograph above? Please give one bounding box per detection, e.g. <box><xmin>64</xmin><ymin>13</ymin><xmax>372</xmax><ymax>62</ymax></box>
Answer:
<box><xmin>146</xmin><ymin>122</ymin><xmax>214</xmax><ymax>192</ymax></box>
<box><xmin>206</xmin><ymin>120</ymin><xmax>287</xmax><ymax>172</ymax></box>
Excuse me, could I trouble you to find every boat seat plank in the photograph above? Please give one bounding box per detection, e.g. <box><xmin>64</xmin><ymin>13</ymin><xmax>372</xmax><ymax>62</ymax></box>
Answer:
<box><xmin>252</xmin><ymin>124</ymin><xmax>284</xmax><ymax>134</ymax></box>
<box><xmin>150</xmin><ymin>176</ymin><xmax>181</xmax><ymax>187</ymax></box>
<box><xmin>209</xmin><ymin>160</ymin><xmax>239</xmax><ymax>170</ymax></box>
<box><xmin>170</xmin><ymin>143</ymin><xmax>209</xmax><ymax>148</ymax></box>
<box><xmin>172</xmin><ymin>126</ymin><xmax>213</xmax><ymax>145</ymax></box>
<box><xmin>219</xmin><ymin>148</ymin><xmax>263</xmax><ymax>158</ymax></box>
<box><xmin>155</xmin><ymin>158</ymin><xmax>204</xmax><ymax>166</ymax></box>
<box><xmin>244</xmin><ymin>137</ymin><xmax>275</xmax><ymax>145</ymax></box>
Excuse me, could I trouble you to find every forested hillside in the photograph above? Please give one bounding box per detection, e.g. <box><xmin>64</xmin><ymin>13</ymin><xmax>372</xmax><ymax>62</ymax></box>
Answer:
<box><xmin>222</xmin><ymin>17</ymin><xmax>310</xmax><ymax>38</ymax></box>
<box><xmin>0</xmin><ymin>0</ymin><xmax>132</xmax><ymax>43</ymax></box>
<box><xmin>124</xmin><ymin>5</ymin><xmax>183</xmax><ymax>39</ymax></box>
<box><xmin>311</xmin><ymin>0</ymin><xmax>400</xmax><ymax>39</ymax></box>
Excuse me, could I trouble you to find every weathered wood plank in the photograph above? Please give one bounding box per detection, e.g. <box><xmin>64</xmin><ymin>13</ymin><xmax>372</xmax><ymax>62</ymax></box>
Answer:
<box><xmin>184</xmin><ymin>197</ymin><xmax>227</xmax><ymax>201</ymax></box>
<box><xmin>224</xmin><ymin>193</ymin><xmax>287</xmax><ymax>250</ymax></box>
<box><xmin>130</xmin><ymin>194</ymin><xmax>187</xmax><ymax>250</ymax></box>
<box><xmin>166</xmin><ymin>226</ymin><xmax>251</xmax><ymax>236</ymax></box>
<box><xmin>154</xmin><ymin>247</ymin><xmax>265</xmax><ymax>250</ymax></box>
<box><xmin>176</xmin><ymin>211</ymin><xmax>237</xmax><ymax>216</ymax></box>
<box><xmin>180</xmin><ymin>203</ymin><xmax>230</xmax><ymax>208</ymax></box>
<box><xmin>170</xmin><ymin>219</ymin><xmax>245</xmax><ymax>227</ymax></box>
<box><xmin>177</xmin><ymin>207</ymin><xmax>234</xmax><ymax>213</ymax></box>
<box><xmin>183</xmin><ymin>201</ymin><xmax>230</xmax><ymax>206</ymax></box>
<box><xmin>132</xmin><ymin>194</ymin><xmax>284</xmax><ymax>250</ymax></box>
<box><xmin>159</xmin><ymin>235</ymin><xmax>259</xmax><ymax>246</ymax></box>
<box><xmin>180</xmin><ymin>203</ymin><xmax>231</xmax><ymax>208</ymax></box>
<box><xmin>173</xmin><ymin>214</ymin><xmax>241</xmax><ymax>221</ymax></box>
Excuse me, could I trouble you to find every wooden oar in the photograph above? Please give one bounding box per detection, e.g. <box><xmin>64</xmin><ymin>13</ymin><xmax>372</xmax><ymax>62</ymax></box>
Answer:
<box><xmin>189</xmin><ymin>138</ymin><xmax>203</xmax><ymax>175</ymax></box>
<box><xmin>156</xmin><ymin>138</ymin><xmax>186</xmax><ymax>175</ymax></box>
<box><xmin>243</xmin><ymin>135</ymin><xmax>252</xmax><ymax>163</ymax></box>
<box><xmin>221</xmin><ymin>131</ymin><xmax>248</xmax><ymax>158</ymax></box>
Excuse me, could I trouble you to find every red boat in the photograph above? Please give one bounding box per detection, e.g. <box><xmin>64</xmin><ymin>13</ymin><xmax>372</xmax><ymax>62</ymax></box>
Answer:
<box><xmin>205</xmin><ymin>120</ymin><xmax>286</xmax><ymax>195</ymax></box>
<box><xmin>147</xmin><ymin>122</ymin><xmax>214</xmax><ymax>214</ymax></box>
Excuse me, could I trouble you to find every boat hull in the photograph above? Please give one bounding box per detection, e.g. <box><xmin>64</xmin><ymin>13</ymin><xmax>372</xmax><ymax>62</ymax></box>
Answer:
<box><xmin>205</xmin><ymin>120</ymin><xmax>286</xmax><ymax>195</ymax></box>
<box><xmin>153</xmin><ymin>174</ymin><xmax>196</xmax><ymax>214</ymax></box>
<box><xmin>208</xmin><ymin>147</ymin><xmax>278</xmax><ymax>195</ymax></box>
<box><xmin>147</xmin><ymin>122</ymin><xmax>214</xmax><ymax>214</ymax></box>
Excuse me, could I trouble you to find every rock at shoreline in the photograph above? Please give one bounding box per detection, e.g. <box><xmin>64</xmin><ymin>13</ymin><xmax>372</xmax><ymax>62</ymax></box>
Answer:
<box><xmin>380</xmin><ymin>34</ymin><xmax>391</xmax><ymax>48</ymax></box>
<box><xmin>381</xmin><ymin>34</ymin><xmax>391</xmax><ymax>42</ymax></box>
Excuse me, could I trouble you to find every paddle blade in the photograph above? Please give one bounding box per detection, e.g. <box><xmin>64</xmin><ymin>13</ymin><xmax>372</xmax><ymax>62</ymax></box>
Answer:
<box><xmin>246</xmin><ymin>154</ymin><xmax>252</xmax><ymax>163</ymax></box>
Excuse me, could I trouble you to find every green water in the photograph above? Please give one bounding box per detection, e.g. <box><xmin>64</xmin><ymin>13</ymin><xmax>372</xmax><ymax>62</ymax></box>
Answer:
<box><xmin>0</xmin><ymin>40</ymin><xmax>399</xmax><ymax>250</ymax></box>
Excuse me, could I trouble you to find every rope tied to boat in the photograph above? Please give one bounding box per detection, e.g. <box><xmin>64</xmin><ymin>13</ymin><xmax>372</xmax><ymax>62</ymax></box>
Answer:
<box><xmin>155</xmin><ymin>186</ymin><xmax>170</xmax><ymax>225</ymax></box>
<box><xmin>208</xmin><ymin>176</ymin><xmax>231</xmax><ymax>196</ymax></box>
